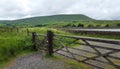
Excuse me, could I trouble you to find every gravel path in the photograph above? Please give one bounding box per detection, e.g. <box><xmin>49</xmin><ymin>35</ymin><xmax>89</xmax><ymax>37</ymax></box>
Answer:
<box><xmin>5</xmin><ymin>52</ymin><xmax>70</xmax><ymax>69</ymax></box>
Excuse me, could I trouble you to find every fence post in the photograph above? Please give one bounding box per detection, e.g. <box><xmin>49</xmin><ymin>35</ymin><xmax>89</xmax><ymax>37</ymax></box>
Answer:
<box><xmin>27</xmin><ymin>28</ymin><xmax>29</xmax><ymax>36</ymax></box>
<box><xmin>47</xmin><ymin>30</ymin><xmax>54</xmax><ymax>56</ymax></box>
<box><xmin>16</xmin><ymin>28</ymin><xmax>19</xmax><ymax>32</ymax></box>
<box><xmin>32</xmin><ymin>32</ymin><xmax>37</xmax><ymax>50</ymax></box>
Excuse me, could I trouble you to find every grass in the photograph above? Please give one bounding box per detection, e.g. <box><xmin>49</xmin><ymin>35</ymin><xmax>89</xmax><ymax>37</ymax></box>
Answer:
<box><xmin>44</xmin><ymin>54</ymin><xmax>93</xmax><ymax>69</ymax></box>
<box><xmin>45</xmin><ymin>54</ymin><xmax>60</xmax><ymax>60</ymax></box>
<box><xmin>28</xmin><ymin>27</ymin><xmax>72</xmax><ymax>35</ymax></box>
<box><xmin>0</xmin><ymin>27</ymin><xmax>33</xmax><ymax>67</ymax></box>
<box><xmin>57</xmin><ymin>56</ymin><xmax>93</xmax><ymax>69</ymax></box>
<box><xmin>0</xmin><ymin>27</ymin><xmax>74</xmax><ymax>68</ymax></box>
<box><xmin>0</xmin><ymin>50</ymin><xmax>35</xmax><ymax>69</ymax></box>
<box><xmin>65</xmin><ymin>60</ymin><xmax>92</xmax><ymax>69</ymax></box>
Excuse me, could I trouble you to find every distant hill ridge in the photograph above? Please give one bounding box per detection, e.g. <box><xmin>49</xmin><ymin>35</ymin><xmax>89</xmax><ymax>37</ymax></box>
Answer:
<box><xmin>0</xmin><ymin>14</ymin><xmax>94</xmax><ymax>26</ymax></box>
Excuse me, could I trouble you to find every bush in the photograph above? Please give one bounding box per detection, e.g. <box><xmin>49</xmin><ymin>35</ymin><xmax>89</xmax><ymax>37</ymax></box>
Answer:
<box><xmin>77</xmin><ymin>23</ymin><xmax>84</xmax><ymax>27</ymax></box>
<box><xmin>117</xmin><ymin>23</ymin><xmax>120</xmax><ymax>27</ymax></box>
<box><xmin>64</xmin><ymin>24</ymin><xmax>71</xmax><ymax>27</ymax></box>
<box><xmin>104</xmin><ymin>24</ymin><xmax>109</xmax><ymax>27</ymax></box>
<box><xmin>72</xmin><ymin>24</ymin><xmax>76</xmax><ymax>27</ymax></box>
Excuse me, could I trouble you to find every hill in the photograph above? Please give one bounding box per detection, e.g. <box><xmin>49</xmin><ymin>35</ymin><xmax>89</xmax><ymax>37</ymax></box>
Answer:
<box><xmin>0</xmin><ymin>14</ymin><xmax>93</xmax><ymax>26</ymax></box>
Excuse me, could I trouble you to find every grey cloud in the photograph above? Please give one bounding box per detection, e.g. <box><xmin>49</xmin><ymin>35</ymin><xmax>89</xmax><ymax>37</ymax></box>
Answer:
<box><xmin>0</xmin><ymin>0</ymin><xmax>120</xmax><ymax>20</ymax></box>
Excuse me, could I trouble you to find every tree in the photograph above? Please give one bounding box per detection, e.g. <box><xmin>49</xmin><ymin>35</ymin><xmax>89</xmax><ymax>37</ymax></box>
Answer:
<box><xmin>77</xmin><ymin>23</ymin><xmax>84</xmax><ymax>27</ymax></box>
<box><xmin>117</xmin><ymin>23</ymin><xmax>120</xmax><ymax>27</ymax></box>
<box><xmin>64</xmin><ymin>24</ymin><xmax>71</xmax><ymax>27</ymax></box>
<box><xmin>35</xmin><ymin>24</ymin><xmax>46</xmax><ymax>27</ymax></box>
<box><xmin>104</xmin><ymin>24</ymin><xmax>109</xmax><ymax>27</ymax></box>
<box><xmin>72</xmin><ymin>24</ymin><xmax>76</xmax><ymax>27</ymax></box>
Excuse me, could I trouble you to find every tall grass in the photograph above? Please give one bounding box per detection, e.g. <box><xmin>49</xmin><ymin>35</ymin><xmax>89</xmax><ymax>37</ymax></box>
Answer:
<box><xmin>0</xmin><ymin>28</ymin><xmax>33</xmax><ymax>66</ymax></box>
<box><xmin>0</xmin><ymin>27</ymin><xmax>74</xmax><ymax>67</ymax></box>
<box><xmin>28</xmin><ymin>27</ymin><xmax>71</xmax><ymax>34</ymax></box>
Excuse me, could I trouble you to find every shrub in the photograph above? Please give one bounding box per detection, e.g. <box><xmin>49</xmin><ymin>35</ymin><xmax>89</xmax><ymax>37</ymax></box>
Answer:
<box><xmin>77</xmin><ymin>23</ymin><xmax>84</xmax><ymax>27</ymax></box>
<box><xmin>104</xmin><ymin>24</ymin><xmax>109</xmax><ymax>27</ymax></box>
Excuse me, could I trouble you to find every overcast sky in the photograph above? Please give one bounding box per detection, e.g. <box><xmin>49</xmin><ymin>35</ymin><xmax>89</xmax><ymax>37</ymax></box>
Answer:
<box><xmin>0</xmin><ymin>0</ymin><xmax>120</xmax><ymax>20</ymax></box>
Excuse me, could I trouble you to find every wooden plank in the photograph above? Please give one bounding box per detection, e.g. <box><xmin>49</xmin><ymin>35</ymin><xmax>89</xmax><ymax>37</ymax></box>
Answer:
<box><xmin>80</xmin><ymin>50</ymin><xmax>119</xmax><ymax>62</ymax></box>
<box><xmin>56</xmin><ymin>52</ymin><xmax>104</xmax><ymax>69</ymax></box>
<box><xmin>55</xmin><ymin>34</ymin><xmax>120</xmax><ymax>45</ymax></box>
<box><xmin>79</xmin><ymin>43</ymin><xmax>120</xmax><ymax>51</ymax></box>
<box><xmin>68</xmin><ymin>47</ymin><xmax>97</xmax><ymax>54</ymax></box>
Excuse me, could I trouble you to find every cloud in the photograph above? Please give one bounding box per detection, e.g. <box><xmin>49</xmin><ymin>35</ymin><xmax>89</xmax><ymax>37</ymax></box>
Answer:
<box><xmin>0</xmin><ymin>0</ymin><xmax>120</xmax><ymax>20</ymax></box>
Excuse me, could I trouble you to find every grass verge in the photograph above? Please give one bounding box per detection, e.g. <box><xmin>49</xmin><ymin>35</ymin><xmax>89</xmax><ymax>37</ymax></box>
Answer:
<box><xmin>0</xmin><ymin>50</ymin><xmax>36</xmax><ymax>69</ymax></box>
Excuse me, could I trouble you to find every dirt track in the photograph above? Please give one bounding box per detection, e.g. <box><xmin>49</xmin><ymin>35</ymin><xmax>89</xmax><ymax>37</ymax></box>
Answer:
<box><xmin>5</xmin><ymin>52</ymin><xmax>70</xmax><ymax>69</ymax></box>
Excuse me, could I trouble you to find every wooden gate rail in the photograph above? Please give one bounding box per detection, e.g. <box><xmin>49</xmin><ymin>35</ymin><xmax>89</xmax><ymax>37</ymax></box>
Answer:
<box><xmin>32</xmin><ymin>32</ymin><xmax>47</xmax><ymax>51</ymax></box>
<box><xmin>31</xmin><ymin>31</ymin><xmax>120</xmax><ymax>69</ymax></box>
<box><xmin>31</xmin><ymin>31</ymin><xmax>54</xmax><ymax>56</ymax></box>
<box><xmin>54</xmin><ymin>34</ymin><xmax>120</xmax><ymax>69</ymax></box>
<box><xmin>55</xmin><ymin>34</ymin><xmax>120</xmax><ymax>45</ymax></box>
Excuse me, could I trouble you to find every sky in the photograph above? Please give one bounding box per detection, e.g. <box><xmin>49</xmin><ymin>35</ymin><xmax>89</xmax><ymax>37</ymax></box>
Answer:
<box><xmin>0</xmin><ymin>0</ymin><xmax>120</xmax><ymax>20</ymax></box>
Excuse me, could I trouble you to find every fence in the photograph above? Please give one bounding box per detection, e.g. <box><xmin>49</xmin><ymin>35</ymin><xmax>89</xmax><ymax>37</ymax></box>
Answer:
<box><xmin>0</xmin><ymin>27</ymin><xmax>19</xmax><ymax>32</ymax></box>
<box><xmin>31</xmin><ymin>30</ymin><xmax>120</xmax><ymax>69</ymax></box>
<box><xmin>59</xmin><ymin>28</ymin><xmax>120</xmax><ymax>36</ymax></box>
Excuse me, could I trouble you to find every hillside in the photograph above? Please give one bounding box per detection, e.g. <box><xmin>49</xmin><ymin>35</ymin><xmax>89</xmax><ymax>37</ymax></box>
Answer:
<box><xmin>0</xmin><ymin>14</ymin><xmax>93</xmax><ymax>26</ymax></box>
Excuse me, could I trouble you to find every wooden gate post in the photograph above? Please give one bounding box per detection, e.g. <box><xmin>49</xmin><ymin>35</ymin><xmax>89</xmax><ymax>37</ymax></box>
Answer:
<box><xmin>27</xmin><ymin>28</ymin><xmax>29</xmax><ymax>36</ymax></box>
<box><xmin>32</xmin><ymin>32</ymin><xmax>37</xmax><ymax>50</ymax></box>
<box><xmin>47</xmin><ymin>30</ymin><xmax>54</xmax><ymax>56</ymax></box>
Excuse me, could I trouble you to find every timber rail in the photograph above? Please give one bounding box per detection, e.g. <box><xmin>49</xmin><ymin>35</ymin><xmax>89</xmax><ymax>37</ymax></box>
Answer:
<box><xmin>30</xmin><ymin>30</ymin><xmax>120</xmax><ymax>69</ymax></box>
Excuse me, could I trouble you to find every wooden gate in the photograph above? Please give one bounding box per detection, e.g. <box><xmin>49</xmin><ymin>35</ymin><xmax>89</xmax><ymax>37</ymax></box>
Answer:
<box><xmin>31</xmin><ymin>30</ymin><xmax>120</xmax><ymax>69</ymax></box>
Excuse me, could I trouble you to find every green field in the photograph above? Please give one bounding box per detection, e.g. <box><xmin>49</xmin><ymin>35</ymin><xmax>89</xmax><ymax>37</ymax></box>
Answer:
<box><xmin>0</xmin><ymin>14</ymin><xmax>93</xmax><ymax>27</ymax></box>
<box><xmin>0</xmin><ymin>14</ymin><xmax>120</xmax><ymax>28</ymax></box>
